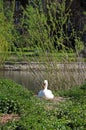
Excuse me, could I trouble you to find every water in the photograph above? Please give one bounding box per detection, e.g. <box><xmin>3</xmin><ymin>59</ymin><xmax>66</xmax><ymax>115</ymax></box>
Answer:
<box><xmin>0</xmin><ymin>70</ymin><xmax>46</xmax><ymax>93</ymax></box>
<box><xmin>0</xmin><ymin>63</ymin><xmax>86</xmax><ymax>93</ymax></box>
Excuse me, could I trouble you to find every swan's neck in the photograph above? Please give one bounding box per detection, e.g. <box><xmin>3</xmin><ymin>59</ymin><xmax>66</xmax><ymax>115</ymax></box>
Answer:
<box><xmin>43</xmin><ymin>85</ymin><xmax>48</xmax><ymax>90</ymax></box>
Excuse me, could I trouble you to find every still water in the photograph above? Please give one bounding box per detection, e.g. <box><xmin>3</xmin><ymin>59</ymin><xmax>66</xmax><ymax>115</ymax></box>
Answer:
<box><xmin>0</xmin><ymin>63</ymin><xmax>86</xmax><ymax>93</ymax></box>
<box><xmin>0</xmin><ymin>70</ymin><xmax>46</xmax><ymax>93</ymax></box>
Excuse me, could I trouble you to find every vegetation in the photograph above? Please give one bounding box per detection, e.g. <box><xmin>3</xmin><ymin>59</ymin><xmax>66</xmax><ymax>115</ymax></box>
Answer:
<box><xmin>22</xmin><ymin>0</ymin><xmax>84</xmax><ymax>53</ymax></box>
<box><xmin>0</xmin><ymin>0</ymin><xmax>85</xmax><ymax>64</ymax></box>
<box><xmin>0</xmin><ymin>1</ymin><xmax>85</xmax><ymax>129</ymax></box>
<box><xmin>0</xmin><ymin>79</ymin><xmax>86</xmax><ymax>129</ymax></box>
<box><xmin>0</xmin><ymin>0</ymin><xmax>15</xmax><ymax>63</ymax></box>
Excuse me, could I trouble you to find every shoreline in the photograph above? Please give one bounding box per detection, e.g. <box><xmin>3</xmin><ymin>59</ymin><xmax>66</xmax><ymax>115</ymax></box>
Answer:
<box><xmin>0</xmin><ymin>61</ymin><xmax>86</xmax><ymax>71</ymax></box>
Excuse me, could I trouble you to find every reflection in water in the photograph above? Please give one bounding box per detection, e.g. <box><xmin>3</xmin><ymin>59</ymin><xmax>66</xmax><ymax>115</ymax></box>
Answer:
<box><xmin>0</xmin><ymin>70</ymin><xmax>46</xmax><ymax>93</ymax></box>
<box><xmin>0</xmin><ymin>68</ymin><xmax>86</xmax><ymax>93</ymax></box>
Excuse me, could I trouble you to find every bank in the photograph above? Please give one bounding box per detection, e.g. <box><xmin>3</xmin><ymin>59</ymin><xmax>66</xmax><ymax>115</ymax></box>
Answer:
<box><xmin>0</xmin><ymin>61</ymin><xmax>86</xmax><ymax>71</ymax></box>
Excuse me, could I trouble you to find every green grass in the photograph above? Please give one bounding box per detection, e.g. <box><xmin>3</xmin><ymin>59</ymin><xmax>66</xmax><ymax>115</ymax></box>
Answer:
<box><xmin>0</xmin><ymin>79</ymin><xmax>86</xmax><ymax>129</ymax></box>
<box><xmin>1</xmin><ymin>48</ymin><xmax>86</xmax><ymax>63</ymax></box>
<box><xmin>1</xmin><ymin>51</ymin><xmax>79</xmax><ymax>62</ymax></box>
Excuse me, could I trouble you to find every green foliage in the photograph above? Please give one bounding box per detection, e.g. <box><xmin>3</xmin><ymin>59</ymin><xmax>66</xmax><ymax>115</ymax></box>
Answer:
<box><xmin>23</xmin><ymin>5</ymin><xmax>52</xmax><ymax>52</ymax></box>
<box><xmin>0</xmin><ymin>0</ymin><xmax>85</xmax><ymax>63</ymax></box>
<box><xmin>46</xmin><ymin>0</ymin><xmax>71</xmax><ymax>49</ymax></box>
<box><xmin>0</xmin><ymin>79</ymin><xmax>86</xmax><ymax>129</ymax></box>
<box><xmin>21</xmin><ymin>0</ymin><xmax>84</xmax><ymax>56</ymax></box>
<box><xmin>0</xmin><ymin>98</ymin><xmax>20</xmax><ymax>114</ymax></box>
<box><xmin>58</xmin><ymin>86</ymin><xmax>86</xmax><ymax>99</ymax></box>
<box><xmin>80</xmin><ymin>81</ymin><xmax>86</xmax><ymax>90</ymax></box>
<box><xmin>0</xmin><ymin>1</ymin><xmax>15</xmax><ymax>63</ymax></box>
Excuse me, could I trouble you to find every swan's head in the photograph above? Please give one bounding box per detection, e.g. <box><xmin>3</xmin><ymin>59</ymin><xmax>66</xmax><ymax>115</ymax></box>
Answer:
<box><xmin>43</xmin><ymin>80</ymin><xmax>48</xmax><ymax>89</ymax></box>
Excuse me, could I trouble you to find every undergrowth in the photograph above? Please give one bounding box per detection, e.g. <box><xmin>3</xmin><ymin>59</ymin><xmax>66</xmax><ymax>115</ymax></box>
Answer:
<box><xmin>0</xmin><ymin>79</ymin><xmax>86</xmax><ymax>130</ymax></box>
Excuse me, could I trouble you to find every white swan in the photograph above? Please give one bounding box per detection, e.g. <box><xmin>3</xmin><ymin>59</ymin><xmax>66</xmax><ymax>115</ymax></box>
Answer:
<box><xmin>38</xmin><ymin>80</ymin><xmax>54</xmax><ymax>99</ymax></box>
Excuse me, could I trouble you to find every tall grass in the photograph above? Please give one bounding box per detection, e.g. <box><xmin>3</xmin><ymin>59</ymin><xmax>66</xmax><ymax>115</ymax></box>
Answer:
<box><xmin>27</xmin><ymin>60</ymin><xmax>86</xmax><ymax>92</ymax></box>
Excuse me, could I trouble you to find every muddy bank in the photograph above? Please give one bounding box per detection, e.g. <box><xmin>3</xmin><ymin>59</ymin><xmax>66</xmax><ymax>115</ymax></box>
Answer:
<box><xmin>0</xmin><ymin>61</ymin><xmax>86</xmax><ymax>71</ymax></box>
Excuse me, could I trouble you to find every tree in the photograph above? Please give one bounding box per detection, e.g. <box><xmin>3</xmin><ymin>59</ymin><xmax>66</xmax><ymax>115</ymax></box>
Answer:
<box><xmin>23</xmin><ymin>0</ymin><xmax>77</xmax><ymax>52</ymax></box>
<box><xmin>23</xmin><ymin>4</ymin><xmax>52</xmax><ymax>51</ymax></box>
<box><xmin>0</xmin><ymin>0</ymin><xmax>15</xmax><ymax>63</ymax></box>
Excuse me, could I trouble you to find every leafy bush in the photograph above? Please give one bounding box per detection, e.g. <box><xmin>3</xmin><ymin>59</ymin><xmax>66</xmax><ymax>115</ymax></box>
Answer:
<box><xmin>0</xmin><ymin>98</ymin><xmax>20</xmax><ymax>114</ymax></box>
<box><xmin>0</xmin><ymin>79</ymin><xmax>86</xmax><ymax>130</ymax></box>
<box><xmin>80</xmin><ymin>81</ymin><xmax>86</xmax><ymax>90</ymax></box>
<box><xmin>58</xmin><ymin>87</ymin><xmax>85</xmax><ymax>99</ymax></box>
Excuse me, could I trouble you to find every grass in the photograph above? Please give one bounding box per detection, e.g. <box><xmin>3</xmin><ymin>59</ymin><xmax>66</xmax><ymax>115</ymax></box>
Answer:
<box><xmin>0</xmin><ymin>79</ymin><xmax>86</xmax><ymax>130</ymax></box>
<box><xmin>0</xmin><ymin>49</ymin><xmax>84</xmax><ymax>63</ymax></box>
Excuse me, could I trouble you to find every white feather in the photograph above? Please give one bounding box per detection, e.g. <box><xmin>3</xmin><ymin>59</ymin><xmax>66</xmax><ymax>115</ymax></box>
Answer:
<box><xmin>38</xmin><ymin>80</ymin><xmax>54</xmax><ymax>99</ymax></box>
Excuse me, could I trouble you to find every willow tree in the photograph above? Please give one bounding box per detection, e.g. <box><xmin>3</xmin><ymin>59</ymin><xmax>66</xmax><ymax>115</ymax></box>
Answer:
<box><xmin>0</xmin><ymin>0</ymin><xmax>15</xmax><ymax>63</ymax></box>
<box><xmin>21</xmin><ymin>0</ymin><xmax>84</xmax><ymax>57</ymax></box>
<box><xmin>23</xmin><ymin>1</ymin><xmax>69</xmax><ymax>50</ymax></box>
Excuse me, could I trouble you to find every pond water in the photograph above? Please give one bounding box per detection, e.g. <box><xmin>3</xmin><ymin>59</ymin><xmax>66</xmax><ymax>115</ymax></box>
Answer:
<box><xmin>0</xmin><ymin>66</ymin><xmax>86</xmax><ymax>94</ymax></box>
<box><xmin>0</xmin><ymin>70</ymin><xmax>47</xmax><ymax>94</ymax></box>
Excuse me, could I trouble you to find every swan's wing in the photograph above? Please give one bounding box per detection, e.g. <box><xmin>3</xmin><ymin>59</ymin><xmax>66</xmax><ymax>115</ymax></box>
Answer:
<box><xmin>47</xmin><ymin>90</ymin><xmax>53</xmax><ymax>94</ymax></box>
<box><xmin>45</xmin><ymin>90</ymin><xmax>54</xmax><ymax>99</ymax></box>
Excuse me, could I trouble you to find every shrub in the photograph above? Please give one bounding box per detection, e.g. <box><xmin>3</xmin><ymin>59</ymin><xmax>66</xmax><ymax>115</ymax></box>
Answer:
<box><xmin>0</xmin><ymin>79</ymin><xmax>86</xmax><ymax>130</ymax></box>
<box><xmin>0</xmin><ymin>98</ymin><xmax>20</xmax><ymax>114</ymax></box>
